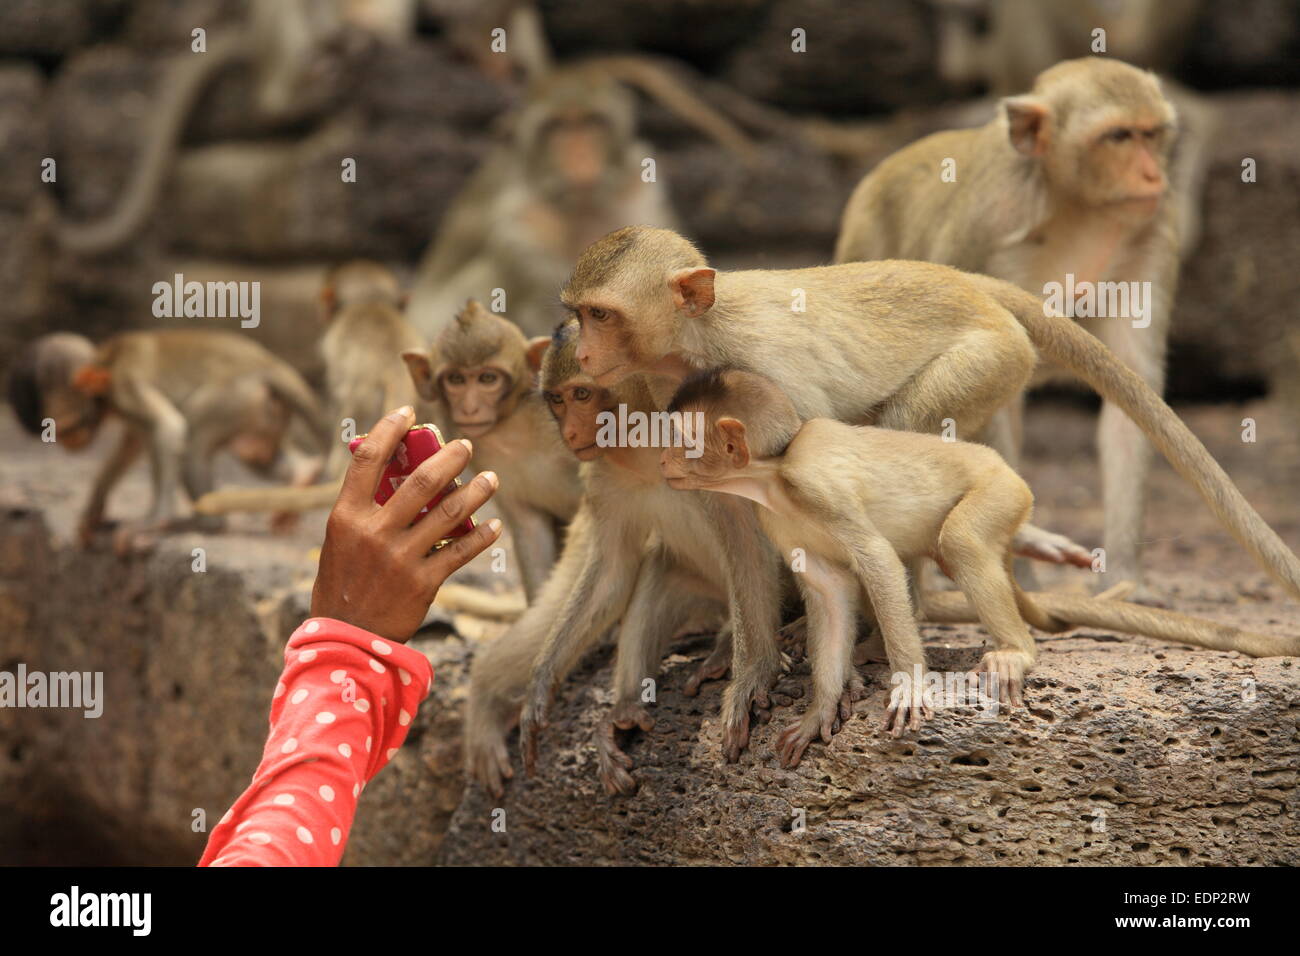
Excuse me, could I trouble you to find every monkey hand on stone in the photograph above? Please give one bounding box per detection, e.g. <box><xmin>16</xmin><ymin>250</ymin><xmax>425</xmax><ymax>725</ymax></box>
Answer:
<box><xmin>596</xmin><ymin>700</ymin><xmax>655</xmax><ymax>796</ymax></box>
<box><xmin>309</xmin><ymin>406</ymin><xmax>503</xmax><ymax>644</ymax></box>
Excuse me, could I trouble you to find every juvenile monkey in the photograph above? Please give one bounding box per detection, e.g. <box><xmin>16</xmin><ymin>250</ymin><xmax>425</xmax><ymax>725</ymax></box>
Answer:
<box><xmin>562</xmin><ymin>224</ymin><xmax>1300</xmax><ymax>757</ymax></box>
<box><xmin>401</xmin><ymin>301</ymin><xmax>580</xmax><ymax>602</ymax></box>
<box><xmin>836</xmin><ymin>57</ymin><xmax>1187</xmax><ymax>590</ymax></box>
<box><xmin>8</xmin><ymin>330</ymin><xmax>328</xmax><ymax>550</ymax></box>
<box><xmin>193</xmin><ymin>260</ymin><xmax>425</xmax><ymax>519</ymax></box>
<box><xmin>467</xmin><ymin>322</ymin><xmax>733</xmax><ymax>796</ymax></box>
<box><xmin>664</xmin><ymin>368</ymin><xmax>1298</xmax><ymax>767</ymax></box>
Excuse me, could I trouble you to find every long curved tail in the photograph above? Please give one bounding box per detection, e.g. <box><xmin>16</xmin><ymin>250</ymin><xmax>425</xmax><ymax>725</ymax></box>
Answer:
<box><xmin>193</xmin><ymin>480</ymin><xmax>341</xmax><ymax>516</ymax></box>
<box><xmin>56</xmin><ymin>36</ymin><xmax>244</xmax><ymax>255</ymax></box>
<box><xmin>922</xmin><ymin>589</ymin><xmax>1299</xmax><ymax>658</ymax></box>
<box><xmin>990</xmin><ymin>281</ymin><xmax>1300</xmax><ymax>602</ymax></box>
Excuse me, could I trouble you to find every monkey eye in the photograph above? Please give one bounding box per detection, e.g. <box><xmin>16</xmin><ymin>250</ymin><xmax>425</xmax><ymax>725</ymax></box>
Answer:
<box><xmin>587</xmin><ymin>307</ymin><xmax>609</xmax><ymax>322</ymax></box>
<box><xmin>446</xmin><ymin>372</ymin><xmax>465</xmax><ymax>385</ymax></box>
<box><xmin>480</xmin><ymin>371</ymin><xmax>498</xmax><ymax>385</ymax></box>
<box><xmin>1106</xmin><ymin>128</ymin><xmax>1132</xmax><ymax>144</ymax></box>
<box><xmin>544</xmin><ymin>392</ymin><xmax>563</xmax><ymax>406</ymax></box>
<box><xmin>573</xmin><ymin>387</ymin><xmax>591</xmax><ymax>401</ymax></box>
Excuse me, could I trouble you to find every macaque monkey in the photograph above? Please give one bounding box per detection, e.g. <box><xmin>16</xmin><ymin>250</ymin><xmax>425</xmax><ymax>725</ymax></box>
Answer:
<box><xmin>406</xmin><ymin>65</ymin><xmax>680</xmax><ymax>340</ymax></box>
<box><xmin>7</xmin><ymin>330</ymin><xmax>328</xmax><ymax>550</ymax></box>
<box><xmin>401</xmin><ymin>300</ymin><xmax>580</xmax><ymax>602</ymax></box>
<box><xmin>467</xmin><ymin>321</ymin><xmax>732</xmax><ymax>796</ymax></box>
<box><xmin>664</xmin><ymin>369</ymin><xmax>1299</xmax><ymax>766</ymax></box>
<box><xmin>55</xmin><ymin>0</ymin><xmax>410</xmax><ymax>256</ymax></box>
<box><xmin>836</xmin><ymin>58</ymin><xmax>1193</xmax><ymax>591</ymax></box>
<box><xmin>561</xmin><ymin>224</ymin><xmax>1300</xmax><ymax>757</ymax></box>
<box><xmin>192</xmin><ymin>260</ymin><xmax>425</xmax><ymax>521</ymax></box>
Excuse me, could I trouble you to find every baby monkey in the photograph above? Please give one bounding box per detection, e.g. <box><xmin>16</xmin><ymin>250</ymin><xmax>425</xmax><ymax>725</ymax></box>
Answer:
<box><xmin>662</xmin><ymin>368</ymin><xmax>1070</xmax><ymax>766</ymax></box>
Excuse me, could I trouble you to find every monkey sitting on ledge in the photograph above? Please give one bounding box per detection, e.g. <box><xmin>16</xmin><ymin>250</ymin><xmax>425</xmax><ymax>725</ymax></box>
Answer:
<box><xmin>8</xmin><ymin>330</ymin><xmax>328</xmax><ymax>553</ymax></box>
<box><xmin>662</xmin><ymin>368</ymin><xmax>1297</xmax><ymax>768</ymax></box>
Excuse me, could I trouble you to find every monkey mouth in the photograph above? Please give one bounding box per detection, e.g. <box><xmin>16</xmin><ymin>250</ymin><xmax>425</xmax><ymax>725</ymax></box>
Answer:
<box><xmin>591</xmin><ymin>363</ymin><xmax>629</xmax><ymax>385</ymax></box>
<box><xmin>572</xmin><ymin>442</ymin><xmax>601</xmax><ymax>460</ymax></box>
<box><xmin>454</xmin><ymin>420</ymin><xmax>496</xmax><ymax>436</ymax></box>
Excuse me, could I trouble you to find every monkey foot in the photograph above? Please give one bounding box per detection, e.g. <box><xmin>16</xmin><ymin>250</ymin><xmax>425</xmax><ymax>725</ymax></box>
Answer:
<box><xmin>597</xmin><ymin>702</ymin><xmax>654</xmax><ymax>796</ymax></box>
<box><xmin>683</xmin><ymin>640</ymin><xmax>731</xmax><ymax>697</ymax></box>
<box><xmin>839</xmin><ymin>673</ymin><xmax>866</xmax><ymax>720</ymax></box>
<box><xmin>775</xmin><ymin>700</ymin><xmax>841</xmax><ymax>769</ymax></box>
<box><xmin>882</xmin><ymin>677</ymin><xmax>933</xmax><ymax>737</ymax></box>
<box><xmin>977</xmin><ymin>650</ymin><xmax>1035</xmax><ymax>707</ymax></box>
<box><xmin>1013</xmin><ymin>525</ymin><xmax>1093</xmax><ymax>568</ymax></box>
<box><xmin>466</xmin><ymin>729</ymin><xmax>515</xmax><ymax>801</ymax></box>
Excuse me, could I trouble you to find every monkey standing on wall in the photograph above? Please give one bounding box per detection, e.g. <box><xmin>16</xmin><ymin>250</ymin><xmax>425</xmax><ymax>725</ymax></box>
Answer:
<box><xmin>560</xmin><ymin>224</ymin><xmax>1300</xmax><ymax>758</ymax></box>
<box><xmin>401</xmin><ymin>301</ymin><xmax>581</xmax><ymax>603</ymax></box>
<box><xmin>662</xmin><ymin>368</ymin><xmax>1298</xmax><ymax>767</ymax></box>
<box><xmin>836</xmin><ymin>57</ymin><xmax>1187</xmax><ymax>593</ymax></box>
<box><xmin>7</xmin><ymin>331</ymin><xmax>329</xmax><ymax>552</ymax></box>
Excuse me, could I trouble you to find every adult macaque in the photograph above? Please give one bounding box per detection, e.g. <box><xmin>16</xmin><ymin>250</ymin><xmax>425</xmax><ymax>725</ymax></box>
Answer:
<box><xmin>467</xmin><ymin>322</ymin><xmax>733</xmax><ymax>796</ymax></box>
<box><xmin>405</xmin><ymin>65</ymin><xmax>680</xmax><ymax>340</ymax></box>
<box><xmin>7</xmin><ymin>330</ymin><xmax>328</xmax><ymax>551</ymax></box>
<box><xmin>401</xmin><ymin>300</ymin><xmax>580</xmax><ymax>602</ymax></box>
<box><xmin>55</xmin><ymin>0</ymin><xmax>409</xmax><ymax>256</ymax></box>
<box><xmin>837</xmin><ymin>57</ymin><xmax>1190</xmax><ymax>590</ymax></box>
<box><xmin>562</xmin><ymin>224</ymin><xmax>1300</xmax><ymax>756</ymax></box>
<box><xmin>664</xmin><ymin>369</ymin><xmax>1298</xmax><ymax>766</ymax></box>
<box><xmin>193</xmin><ymin>260</ymin><xmax>424</xmax><ymax>520</ymax></box>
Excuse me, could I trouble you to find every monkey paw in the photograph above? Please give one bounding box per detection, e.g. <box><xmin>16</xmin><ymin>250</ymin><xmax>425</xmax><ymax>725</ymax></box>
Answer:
<box><xmin>596</xmin><ymin>707</ymin><xmax>652</xmax><ymax>797</ymax></box>
<box><xmin>775</xmin><ymin>701</ymin><xmax>840</xmax><ymax>769</ymax></box>
<box><xmin>683</xmin><ymin>641</ymin><xmax>731</xmax><ymax>697</ymax></box>
<box><xmin>518</xmin><ymin>690</ymin><xmax>551</xmax><ymax>778</ymax></box>
<box><xmin>839</xmin><ymin>673</ymin><xmax>866</xmax><ymax>721</ymax></box>
<box><xmin>1013</xmin><ymin>525</ymin><xmax>1093</xmax><ymax>568</ymax></box>
<box><xmin>977</xmin><ymin>650</ymin><xmax>1035</xmax><ymax>708</ymax></box>
<box><xmin>111</xmin><ymin>525</ymin><xmax>160</xmax><ymax>557</ymax></box>
<box><xmin>882</xmin><ymin>678</ymin><xmax>932</xmax><ymax>737</ymax></box>
<box><xmin>466</xmin><ymin>731</ymin><xmax>514</xmax><ymax>800</ymax></box>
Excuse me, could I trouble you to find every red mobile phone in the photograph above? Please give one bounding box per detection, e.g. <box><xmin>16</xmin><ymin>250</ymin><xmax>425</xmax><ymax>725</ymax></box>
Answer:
<box><xmin>348</xmin><ymin>423</ymin><xmax>476</xmax><ymax>541</ymax></box>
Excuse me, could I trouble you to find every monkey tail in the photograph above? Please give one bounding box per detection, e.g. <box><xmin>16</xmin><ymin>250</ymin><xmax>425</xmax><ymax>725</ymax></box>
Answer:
<box><xmin>263</xmin><ymin>364</ymin><xmax>332</xmax><ymax>453</ymax></box>
<box><xmin>994</xmin><ymin>283</ymin><xmax>1300</xmax><ymax>603</ymax></box>
<box><xmin>193</xmin><ymin>480</ymin><xmax>341</xmax><ymax>516</ymax></box>
<box><xmin>924</xmin><ymin>589</ymin><xmax>1299</xmax><ymax>658</ymax></box>
<box><xmin>433</xmin><ymin>582</ymin><xmax>525</xmax><ymax>621</ymax></box>
<box><xmin>55</xmin><ymin>36</ymin><xmax>244</xmax><ymax>255</ymax></box>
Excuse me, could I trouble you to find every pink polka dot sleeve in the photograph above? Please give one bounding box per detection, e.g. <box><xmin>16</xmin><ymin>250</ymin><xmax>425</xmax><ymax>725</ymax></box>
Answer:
<box><xmin>198</xmin><ymin>617</ymin><xmax>433</xmax><ymax>867</ymax></box>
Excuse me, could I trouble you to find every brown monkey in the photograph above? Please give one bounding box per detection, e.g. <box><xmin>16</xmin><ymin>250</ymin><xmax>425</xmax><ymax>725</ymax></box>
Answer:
<box><xmin>836</xmin><ymin>57</ymin><xmax>1191</xmax><ymax>590</ymax></box>
<box><xmin>401</xmin><ymin>300</ymin><xmax>580</xmax><ymax>602</ymax></box>
<box><xmin>192</xmin><ymin>260</ymin><xmax>425</xmax><ymax>520</ymax></box>
<box><xmin>663</xmin><ymin>368</ymin><xmax>1298</xmax><ymax>766</ymax></box>
<box><xmin>406</xmin><ymin>64</ymin><xmax>680</xmax><ymax>340</ymax></box>
<box><xmin>7</xmin><ymin>330</ymin><xmax>328</xmax><ymax>550</ymax></box>
<box><xmin>561</xmin><ymin>225</ymin><xmax>1300</xmax><ymax>756</ymax></box>
<box><xmin>467</xmin><ymin>321</ymin><xmax>733</xmax><ymax>796</ymax></box>
<box><xmin>54</xmin><ymin>0</ymin><xmax>405</xmax><ymax>256</ymax></box>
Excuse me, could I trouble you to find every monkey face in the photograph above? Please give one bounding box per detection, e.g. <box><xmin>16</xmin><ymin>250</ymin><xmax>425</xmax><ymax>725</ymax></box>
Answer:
<box><xmin>543</xmin><ymin>113</ymin><xmax>614</xmax><ymax>191</ymax></box>
<box><xmin>44</xmin><ymin>388</ymin><xmax>101</xmax><ymax>450</ymax></box>
<box><xmin>439</xmin><ymin>366</ymin><xmax>513</xmax><ymax>437</ymax></box>
<box><xmin>1078</xmin><ymin>120</ymin><xmax>1171</xmax><ymax>213</ymax></box>
<box><xmin>544</xmin><ymin>379</ymin><xmax>608</xmax><ymax>461</ymax></box>
<box><xmin>571</xmin><ymin>302</ymin><xmax>639</xmax><ymax>386</ymax></box>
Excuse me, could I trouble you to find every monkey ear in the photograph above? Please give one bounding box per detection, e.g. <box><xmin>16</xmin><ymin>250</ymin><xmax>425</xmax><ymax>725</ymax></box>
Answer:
<box><xmin>716</xmin><ymin>417</ymin><xmax>749</xmax><ymax>469</ymax></box>
<box><xmin>400</xmin><ymin>349</ymin><xmax>438</xmax><ymax>401</ymax></box>
<box><xmin>72</xmin><ymin>365</ymin><xmax>112</xmax><ymax>397</ymax></box>
<box><xmin>671</xmin><ymin>268</ymin><xmax>716</xmax><ymax>317</ymax></box>
<box><xmin>1002</xmin><ymin>96</ymin><xmax>1049</xmax><ymax>157</ymax></box>
<box><xmin>525</xmin><ymin>337</ymin><xmax>550</xmax><ymax>374</ymax></box>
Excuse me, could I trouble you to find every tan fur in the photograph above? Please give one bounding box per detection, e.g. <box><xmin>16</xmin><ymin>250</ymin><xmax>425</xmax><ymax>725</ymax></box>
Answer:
<box><xmin>665</xmin><ymin>369</ymin><xmax>1297</xmax><ymax>766</ymax></box>
<box><xmin>11</xmin><ymin>330</ymin><xmax>327</xmax><ymax>547</ymax></box>
<box><xmin>402</xmin><ymin>302</ymin><xmax>580</xmax><ymax>603</ymax></box>
<box><xmin>836</xmin><ymin>57</ymin><xmax>1184</xmax><ymax>588</ymax></box>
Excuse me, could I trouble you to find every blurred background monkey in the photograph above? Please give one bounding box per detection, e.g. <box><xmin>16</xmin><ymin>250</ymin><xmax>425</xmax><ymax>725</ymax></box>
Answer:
<box><xmin>8</xmin><ymin>330</ymin><xmax>328</xmax><ymax>552</ymax></box>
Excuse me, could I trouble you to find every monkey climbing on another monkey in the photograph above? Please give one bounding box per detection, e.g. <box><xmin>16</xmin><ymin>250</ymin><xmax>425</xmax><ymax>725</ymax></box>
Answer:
<box><xmin>662</xmin><ymin>368</ymin><xmax>1299</xmax><ymax>768</ymax></box>
<box><xmin>468</xmin><ymin>321</ymin><xmax>736</xmax><ymax>797</ymax></box>
<box><xmin>7</xmin><ymin>330</ymin><xmax>329</xmax><ymax>553</ymax></box>
<box><xmin>561</xmin><ymin>224</ymin><xmax>1300</xmax><ymax>759</ymax></box>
